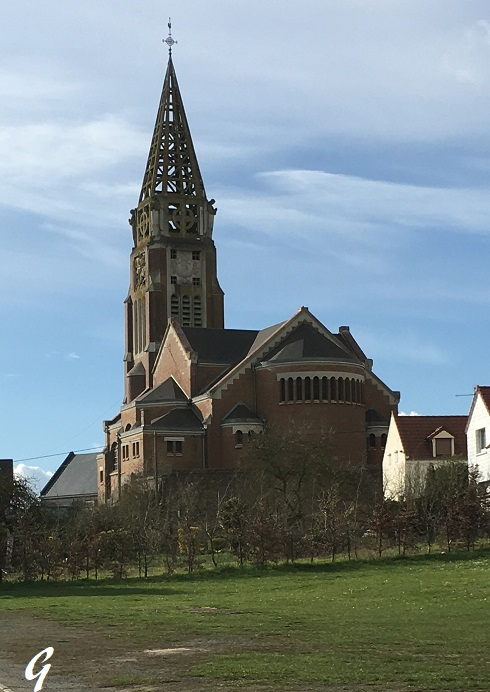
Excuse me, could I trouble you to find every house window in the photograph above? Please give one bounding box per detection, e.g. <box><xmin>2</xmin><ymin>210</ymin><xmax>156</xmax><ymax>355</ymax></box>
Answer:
<box><xmin>380</xmin><ymin>433</ymin><xmax>387</xmax><ymax>449</ymax></box>
<box><xmin>170</xmin><ymin>249</ymin><xmax>177</xmax><ymax>259</ymax></box>
<box><xmin>167</xmin><ymin>440</ymin><xmax>183</xmax><ymax>456</ymax></box>
<box><xmin>99</xmin><ymin>469</ymin><xmax>104</xmax><ymax>483</ymax></box>
<box><xmin>368</xmin><ymin>434</ymin><xmax>376</xmax><ymax>449</ymax></box>
<box><xmin>132</xmin><ymin>441</ymin><xmax>140</xmax><ymax>458</ymax></box>
<box><xmin>171</xmin><ymin>275</ymin><xmax>177</xmax><ymax>284</ymax></box>
<box><xmin>192</xmin><ymin>251</ymin><xmax>200</xmax><ymax>260</ymax></box>
<box><xmin>122</xmin><ymin>444</ymin><xmax>129</xmax><ymax>461</ymax></box>
<box><xmin>192</xmin><ymin>277</ymin><xmax>201</xmax><ymax>286</ymax></box>
<box><xmin>434</xmin><ymin>437</ymin><xmax>452</xmax><ymax>457</ymax></box>
<box><xmin>476</xmin><ymin>428</ymin><xmax>486</xmax><ymax>453</ymax></box>
<box><xmin>280</xmin><ymin>378</ymin><xmax>286</xmax><ymax>403</ymax></box>
<box><xmin>330</xmin><ymin>377</ymin><xmax>337</xmax><ymax>401</ymax></box>
<box><xmin>287</xmin><ymin>377</ymin><xmax>294</xmax><ymax>402</ymax></box>
<box><xmin>171</xmin><ymin>294</ymin><xmax>179</xmax><ymax>316</ymax></box>
<box><xmin>235</xmin><ymin>430</ymin><xmax>243</xmax><ymax>448</ymax></box>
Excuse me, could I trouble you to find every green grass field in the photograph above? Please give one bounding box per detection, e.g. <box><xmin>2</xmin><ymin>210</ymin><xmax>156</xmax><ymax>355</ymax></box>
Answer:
<box><xmin>1</xmin><ymin>551</ymin><xmax>489</xmax><ymax>691</ymax></box>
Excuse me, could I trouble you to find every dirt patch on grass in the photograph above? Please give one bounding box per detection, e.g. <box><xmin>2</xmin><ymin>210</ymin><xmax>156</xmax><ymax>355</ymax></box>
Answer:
<box><xmin>0</xmin><ymin>612</ymin><xmax>404</xmax><ymax>692</ymax></box>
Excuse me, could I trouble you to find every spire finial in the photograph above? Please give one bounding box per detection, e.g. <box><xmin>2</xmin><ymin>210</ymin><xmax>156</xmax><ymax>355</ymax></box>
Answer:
<box><xmin>163</xmin><ymin>18</ymin><xmax>177</xmax><ymax>55</ymax></box>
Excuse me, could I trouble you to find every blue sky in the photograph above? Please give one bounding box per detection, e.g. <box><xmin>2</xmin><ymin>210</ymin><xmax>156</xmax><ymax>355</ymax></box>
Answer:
<box><xmin>2</xmin><ymin>0</ymin><xmax>490</xmax><ymax>489</ymax></box>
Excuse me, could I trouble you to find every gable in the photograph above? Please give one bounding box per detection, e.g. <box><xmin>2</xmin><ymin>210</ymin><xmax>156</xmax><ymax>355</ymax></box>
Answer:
<box><xmin>41</xmin><ymin>452</ymin><xmax>98</xmax><ymax>499</ymax></box>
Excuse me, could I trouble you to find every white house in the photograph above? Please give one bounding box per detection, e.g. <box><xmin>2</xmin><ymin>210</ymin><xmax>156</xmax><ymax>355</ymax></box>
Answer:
<box><xmin>466</xmin><ymin>386</ymin><xmax>490</xmax><ymax>485</ymax></box>
<box><xmin>383</xmin><ymin>414</ymin><xmax>467</xmax><ymax>499</ymax></box>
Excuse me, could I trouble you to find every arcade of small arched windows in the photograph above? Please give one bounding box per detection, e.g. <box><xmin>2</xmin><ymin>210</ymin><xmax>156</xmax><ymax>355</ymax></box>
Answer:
<box><xmin>279</xmin><ymin>376</ymin><xmax>364</xmax><ymax>405</ymax></box>
<box><xmin>235</xmin><ymin>429</ymin><xmax>256</xmax><ymax>448</ymax></box>
<box><xmin>368</xmin><ymin>433</ymin><xmax>387</xmax><ymax>450</ymax></box>
<box><xmin>171</xmin><ymin>294</ymin><xmax>202</xmax><ymax>327</ymax></box>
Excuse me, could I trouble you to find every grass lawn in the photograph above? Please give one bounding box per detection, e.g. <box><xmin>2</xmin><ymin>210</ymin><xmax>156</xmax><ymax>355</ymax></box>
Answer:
<box><xmin>1</xmin><ymin>551</ymin><xmax>489</xmax><ymax>691</ymax></box>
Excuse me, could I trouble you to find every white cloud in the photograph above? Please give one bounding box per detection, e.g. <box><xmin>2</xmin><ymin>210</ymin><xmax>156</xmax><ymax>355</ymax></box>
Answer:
<box><xmin>14</xmin><ymin>464</ymin><xmax>53</xmax><ymax>494</ymax></box>
<box><xmin>65</xmin><ymin>352</ymin><xmax>80</xmax><ymax>361</ymax></box>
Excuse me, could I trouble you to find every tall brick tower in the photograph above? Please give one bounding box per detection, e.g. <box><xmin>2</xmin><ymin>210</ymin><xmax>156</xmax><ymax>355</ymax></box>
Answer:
<box><xmin>124</xmin><ymin>34</ymin><xmax>224</xmax><ymax>404</ymax></box>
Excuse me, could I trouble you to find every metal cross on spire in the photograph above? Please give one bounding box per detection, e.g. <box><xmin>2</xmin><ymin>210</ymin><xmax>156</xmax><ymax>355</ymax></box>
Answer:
<box><xmin>163</xmin><ymin>18</ymin><xmax>177</xmax><ymax>55</ymax></box>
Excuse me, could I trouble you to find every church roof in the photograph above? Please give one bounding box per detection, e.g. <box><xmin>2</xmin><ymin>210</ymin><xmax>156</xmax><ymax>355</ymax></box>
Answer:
<box><xmin>137</xmin><ymin>377</ymin><xmax>188</xmax><ymax>404</ymax></box>
<box><xmin>264</xmin><ymin>323</ymin><xmax>357</xmax><ymax>363</ymax></box>
<box><xmin>394</xmin><ymin>415</ymin><xmax>467</xmax><ymax>460</ymax></box>
<box><xmin>149</xmin><ymin>407</ymin><xmax>203</xmax><ymax>432</ymax></box>
<box><xmin>222</xmin><ymin>402</ymin><xmax>263</xmax><ymax>425</ymax></box>
<box><xmin>40</xmin><ymin>452</ymin><xmax>98</xmax><ymax>500</ymax></box>
<box><xmin>139</xmin><ymin>56</ymin><xmax>206</xmax><ymax>203</ymax></box>
<box><xmin>182</xmin><ymin>327</ymin><xmax>259</xmax><ymax>365</ymax></box>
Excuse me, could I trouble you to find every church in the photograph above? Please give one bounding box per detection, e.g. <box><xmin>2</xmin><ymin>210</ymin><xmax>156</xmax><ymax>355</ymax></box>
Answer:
<box><xmin>97</xmin><ymin>43</ymin><xmax>399</xmax><ymax>504</ymax></box>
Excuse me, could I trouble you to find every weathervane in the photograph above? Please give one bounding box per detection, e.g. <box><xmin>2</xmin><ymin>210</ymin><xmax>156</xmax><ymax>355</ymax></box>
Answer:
<box><xmin>163</xmin><ymin>18</ymin><xmax>177</xmax><ymax>55</ymax></box>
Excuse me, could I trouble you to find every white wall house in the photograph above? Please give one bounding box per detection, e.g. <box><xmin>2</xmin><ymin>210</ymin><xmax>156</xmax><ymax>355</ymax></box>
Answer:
<box><xmin>383</xmin><ymin>413</ymin><xmax>468</xmax><ymax>500</ymax></box>
<box><xmin>466</xmin><ymin>386</ymin><xmax>490</xmax><ymax>485</ymax></box>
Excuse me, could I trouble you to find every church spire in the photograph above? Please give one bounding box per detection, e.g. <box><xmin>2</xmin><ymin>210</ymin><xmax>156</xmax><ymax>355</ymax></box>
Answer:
<box><xmin>138</xmin><ymin>55</ymin><xmax>206</xmax><ymax>205</ymax></box>
<box><xmin>124</xmin><ymin>31</ymin><xmax>224</xmax><ymax>402</ymax></box>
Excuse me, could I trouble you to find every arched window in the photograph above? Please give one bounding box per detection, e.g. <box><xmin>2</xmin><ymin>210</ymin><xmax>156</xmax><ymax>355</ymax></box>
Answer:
<box><xmin>360</xmin><ymin>381</ymin><xmax>365</xmax><ymax>404</ymax></box>
<box><xmin>368</xmin><ymin>434</ymin><xmax>376</xmax><ymax>449</ymax></box>
<box><xmin>287</xmin><ymin>378</ymin><xmax>294</xmax><ymax>402</ymax></box>
<box><xmin>381</xmin><ymin>433</ymin><xmax>387</xmax><ymax>449</ymax></box>
<box><xmin>296</xmin><ymin>377</ymin><xmax>303</xmax><ymax>402</ymax></box>
<box><xmin>304</xmin><ymin>377</ymin><xmax>311</xmax><ymax>402</ymax></box>
<box><xmin>345</xmin><ymin>378</ymin><xmax>351</xmax><ymax>402</ymax></box>
<box><xmin>235</xmin><ymin>430</ymin><xmax>243</xmax><ymax>447</ymax></box>
<box><xmin>182</xmin><ymin>296</ymin><xmax>191</xmax><ymax>326</ymax></box>
<box><xmin>171</xmin><ymin>294</ymin><xmax>179</xmax><ymax>317</ymax></box>
<box><xmin>280</xmin><ymin>378</ymin><xmax>286</xmax><ymax>403</ymax></box>
<box><xmin>313</xmin><ymin>377</ymin><xmax>320</xmax><ymax>401</ymax></box>
<box><xmin>330</xmin><ymin>377</ymin><xmax>337</xmax><ymax>401</ymax></box>
<box><xmin>125</xmin><ymin>424</ymin><xmax>131</xmax><ymax>432</ymax></box>
<box><xmin>193</xmin><ymin>296</ymin><xmax>202</xmax><ymax>327</ymax></box>
<box><xmin>355</xmin><ymin>379</ymin><xmax>361</xmax><ymax>404</ymax></box>
<box><xmin>110</xmin><ymin>442</ymin><xmax>118</xmax><ymax>472</ymax></box>
<box><xmin>322</xmin><ymin>376</ymin><xmax>328</xmax><ymax>401</ymax></box>
<box><xmin>338</xmin><ymin>377</ymin><xmax>344</xmax><ymax>402</ymax></box>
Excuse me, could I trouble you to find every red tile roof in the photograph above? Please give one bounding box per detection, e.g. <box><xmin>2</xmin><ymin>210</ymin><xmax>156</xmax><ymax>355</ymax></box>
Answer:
<box><xmin>395</xmin><ymin>415</ymin><xmax>467</xmax><ymax>460</ymax></box>
<box><xmin>477</xmin><ymin>386</ymin><xmax>490</xmax><ymax>415</ymax></box>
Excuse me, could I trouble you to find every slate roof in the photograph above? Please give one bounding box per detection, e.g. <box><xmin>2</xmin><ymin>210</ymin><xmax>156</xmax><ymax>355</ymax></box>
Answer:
<box><xmin>264</xmin><ymin>323</ymin><xmax>356</xmax><ymax>363</ymax></box>
<box><xmin>40</xmin><ymin>452</ymin><xmax>98</xmax><ymax>500</ymax></box>
<box><xmin>246</xmin><ymin>321</ymin><xmax>286</xmax><ymax>357</ymax></box>
<box><xmin>222</xmin><ymin>402</ymin><xmax>263</xmax><ymax>425</ymax></box>
<box><xmin>395</xmin><ymin>415</ymin><xmax>467</xmax><ymax>460</ymax></box>
<box><xmin>137</xmin><ymin>377</ymin><xmax>188</xmax><ymax>404</ymax></box>
<box><xmin>149</xmin><ymin>407</ymin><xmax>203</xmax><ymax>432</ymax></box>
<box><xmin>366</xmin><ymin>409</ymin><xmax>390</xmax><ymax>426</ymax></box>
<box><xmin>182</xmin><ymin>327</ymin><xmax>259</xmax><ymax>365</ymax></box>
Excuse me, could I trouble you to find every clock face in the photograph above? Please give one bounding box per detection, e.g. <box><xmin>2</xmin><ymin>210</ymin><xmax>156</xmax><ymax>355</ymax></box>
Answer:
<box><xmin>176</xmin><ymin>257</ymin><xmax>193</xmax><ymax>278</ymax></box>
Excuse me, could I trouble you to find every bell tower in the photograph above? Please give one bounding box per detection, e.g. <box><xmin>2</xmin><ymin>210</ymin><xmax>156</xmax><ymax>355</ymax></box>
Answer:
<box><xmin>124</xmin><ymin>27</ymin><xmax>224</xmax><ymax>402</ymax></box>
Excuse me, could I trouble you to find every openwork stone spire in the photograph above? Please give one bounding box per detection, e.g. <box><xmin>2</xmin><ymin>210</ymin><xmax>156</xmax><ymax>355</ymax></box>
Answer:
<box><xmin>130</xmin><ymin>53</ymin><xmax>215</xmax><ymax>245</ymax></box>
<box><xmin>139</xmin><ymin>57</ymin><xmax>206</xmax><ymax>204</ymax></box>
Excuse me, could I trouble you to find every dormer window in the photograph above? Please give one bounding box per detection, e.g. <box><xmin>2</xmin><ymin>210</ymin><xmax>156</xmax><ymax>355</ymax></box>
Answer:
<box><xmin>434</xmin><ymin>438</ymin><xmax>452</xmax><ymax>457</ymax></box>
